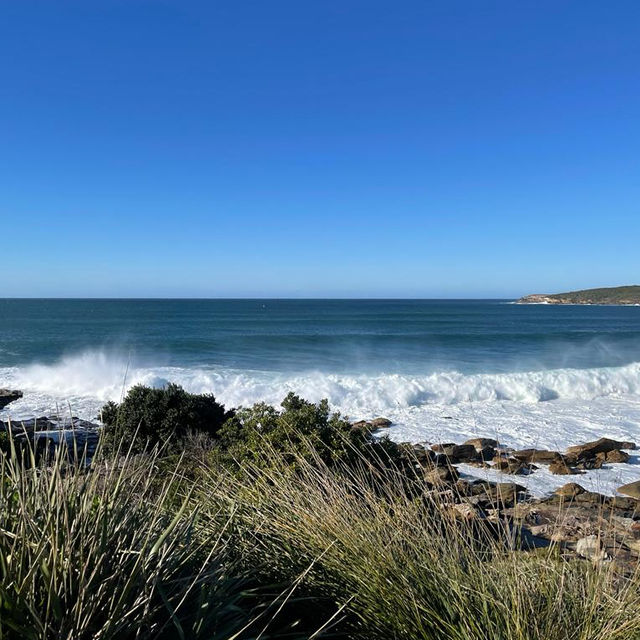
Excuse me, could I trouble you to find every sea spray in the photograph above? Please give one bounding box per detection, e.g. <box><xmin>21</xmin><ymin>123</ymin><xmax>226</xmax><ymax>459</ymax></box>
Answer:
<box><xmin>4</xmin><ymin>349</ymin><xmax>640</xmax><ymax>410</ymax></box>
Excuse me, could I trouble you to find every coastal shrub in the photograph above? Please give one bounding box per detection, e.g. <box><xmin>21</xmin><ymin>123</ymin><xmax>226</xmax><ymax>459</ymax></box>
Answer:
<box><xmin>217</xmin><ymin>392</ymin><xmax>403</xmax><ymax>469</ymax></box>
<box><xmin>100</xmin><ymin>383</ymin><xmax>232</xmax><ymax>453</ymax></box>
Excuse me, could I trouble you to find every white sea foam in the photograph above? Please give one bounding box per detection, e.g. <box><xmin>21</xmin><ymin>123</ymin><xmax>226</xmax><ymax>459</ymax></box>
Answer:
<box><xmin>2</xmin><ymin>349</ymin><xmax>640</xmax><ymax>495</ymax></box>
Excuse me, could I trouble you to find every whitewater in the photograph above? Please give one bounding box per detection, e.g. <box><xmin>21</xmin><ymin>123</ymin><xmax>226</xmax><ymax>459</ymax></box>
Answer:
<box><xmin>3</xmin><ymin>350</ymin><xmax>640</xmax><ymax>496</ymax></box>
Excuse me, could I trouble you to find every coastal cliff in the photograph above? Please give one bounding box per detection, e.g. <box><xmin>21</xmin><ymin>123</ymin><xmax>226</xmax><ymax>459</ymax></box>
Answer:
<box><xmin>517</xmin><ymin>285</ymin><xmax>640</xmax><ymax>305</ymax></box>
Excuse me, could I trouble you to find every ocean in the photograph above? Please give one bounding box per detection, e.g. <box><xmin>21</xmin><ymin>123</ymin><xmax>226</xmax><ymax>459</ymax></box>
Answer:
<box><xmin>2</xmin><ymin>298</ymin><xmax>640</xmax><ymax>494</ymax></box>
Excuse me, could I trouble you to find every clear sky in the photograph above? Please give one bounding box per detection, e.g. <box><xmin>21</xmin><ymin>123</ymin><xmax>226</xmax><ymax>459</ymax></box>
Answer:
<box><xmin>1</xmin><ymin>1</ymin><xmax>638</xmax><ymax>298</ymax></box>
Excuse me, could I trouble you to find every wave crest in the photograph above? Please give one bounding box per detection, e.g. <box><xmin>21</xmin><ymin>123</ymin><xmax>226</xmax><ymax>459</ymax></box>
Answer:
<box><xmin>2</xmin><ymin>350</ymin><xmax>640</xmax><ymax>415</ymax></box>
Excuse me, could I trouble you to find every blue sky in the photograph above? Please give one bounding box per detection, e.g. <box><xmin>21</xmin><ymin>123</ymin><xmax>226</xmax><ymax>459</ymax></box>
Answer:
<box><xmin>1</xmin><ymin>1</ymin><xmax>639</xmax><ymax>298</ymax></box>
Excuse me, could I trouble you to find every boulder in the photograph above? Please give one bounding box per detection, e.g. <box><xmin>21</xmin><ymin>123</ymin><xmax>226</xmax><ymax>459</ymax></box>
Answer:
<box><xmin>576</xmin><ymin>457</ymin><xmax>604</xmax><ymax>470</ymax></box>
<box><xmin>431</xmin><ymin>442</ymin><xmax>456</xmax><ymax>453</ymax></box>
<box><xmin>404</xmin><ymin>444</ymin><xmax>436</xmax><ymax>466</ymax></box>
<box><xmin>466</xmin><ymin>460</ymin><xmax>492</xmax><ymax>468</ymax></box>
<box><xmin>449</xmin><ymin>444</ymin><xmax>479</xmax><ymax>462</ymax></box>
<box><xmin>566</xmin><ymin>438</ymin><xmax>636</xmax><ymax>460</ymax></box>
<box><xmin>464</xmin><ymin>437</ymin><xmax>499</xmax><ymax>450</ymax></box>
<box><xmin>549</xmin><ymin>460</ymin><xmax>581</xmax><ymax>475</ymax></box>
<box><xmin>554</xmin><ymin>482</ymin><xmax>586</xmax><ymax>498</ymax></box>
<box><xmin>512</xmin><ymin>448</ymin><xmax>562</xmax><ymax>463</ymax></box>
<box><xmin>596</xmin><ymin>449</ymin><xmax>630</xmax><ymax>464</ymax></box>
<box><xmin>609</xmin><ymin>496</ymin><xmax>640</xmax><ymax>512</ymax></box>
<box><xmin>477</xmin><ymin>445</ymin><xmax>497</xmax><ymax>461</ymax></box>
<box><xmin>447</xmin><ymin>502</ymin><xmax>480</xmax><ymax>521</ymax></box>
<box><xmin>574</xmin><ymin>491</ymin><xmax>608</xmax><ymax>505</ymax></box>
<box><xmin>1</xmin><ymin>416</ymin><xmax>58</xmax><ymax>433</ymax></box>
<box><xmin>618</xmin><ymin>480</ymin><xmax>640</xmax><ymax>500</ymax></box>
<box><xmin>424</xmin><ymin>465</ymin><xmax>459</xmax><ymax>485</ymax></box>
<box><xmin>484</xmin><ymin>482</ymin><xmax>528</xmax><ymax>502</ymax></box>
<box><xmin>0</xmin><ymin>389</ymin><xmax>23</xmax><ymax>410</ymax></box>
<box><xmin>433</xmin><ymin>443</ymin><xmax>478</xmax><ymax>463</ymax></box>
<box><xmin>351</xmin><ymin>417</ymin><xmax>392</xmax><ymax>430</ymax></box>
<box><xmin>453</xmin><ymin>479</ymin><xmax>472</xmax><ymax>496</ymax></box>
<box><xmin>493</xmin><ymin>458</ymin><xmax>536</xmax><ymax>475</ymax></box>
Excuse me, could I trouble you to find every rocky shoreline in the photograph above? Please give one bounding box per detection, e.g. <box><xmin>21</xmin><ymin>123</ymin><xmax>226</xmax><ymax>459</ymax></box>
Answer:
<box><xmin>0</xmin><ymin>389</ymin><xmax>23</xmax><ymax>410</ymax></box>
<box><xmin>359</xmin><ymin>417</ymin><xmax>640</xmax><ymax>567</ymax></box>
<box><xmin>0</xmin><ymin>388</ymin><xmax>100</xmax><ymax>460</ymax></box>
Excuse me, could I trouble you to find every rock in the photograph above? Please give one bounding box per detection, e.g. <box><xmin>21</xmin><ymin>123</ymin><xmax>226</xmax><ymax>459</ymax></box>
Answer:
<box><xmin>447</xmin><ymin>502</ymin><xmax>480</xmax><ymax>521</ymax></box>
<box><xmin>549</xmin><ymin>460</ymin><xmax>581</xmax><ymax>475</ymax></box>
<box><xmin>0</xmin><ymin>389</ymin><xmax>23</xmax><ymax>410</ymax></box>
<box><xmin>493</xmin><ymin>458</ymin><xmax>535</xmax><ymax>475</ymax></box>
<box><xmin>2</xmin><ymin>416</ymin><xmax>58</xmax><ymax>433</ymax></box>
<box><xmin>609</xmin><ymin>496</ymin><xmax>640</xmax><ymax>513</ymax></box>
<box><xmin>431</xmin><ymin>443</ymin><xmax>456</xmax><ymax>453</ymax></box>
<box><xmin>576</xmin><ymin>457</ymin><xmax>604</xmax><ymax>470</ymax></box>
<box><xmin>464</xmin><ymin>437</ymin><xmax>499</xmax><ymax>450</ymax></box>
<box><xmin>596</xmin><ymin>449</ymin><xmax>630</xmax><ymax>464</ymax></box>
<box><xmin>566</xmin><ymin>437</ymin><xmax>636</xmax><ymax>460</ymax></box>
<box><xmin>576</xmin><ymin>535</ymin><xmax>608</xmax><ymax>562</ymax></box>
<box><xmin>432</xmin><ymin>443</ymin><xmax>478</xmax><ymax>463</ymax></box>
<box><xmin>453</xmin><ymin>479</ymin><xmax>472</xmax><ymax>496</ymax></box>
<box><xmin>485</xmin><ymin>482</ymin><xmax>528</xmax><ymax>502</ymax></box>
<box><xmin>574</xmin><ymin>491</ymin><xmax>608</xmax><ymax>505</ymax></box>
<box><xmin>555</xmin><ymin>482</ymin><xmax>586</xmax><ymax>498</ymax></box>
<box><xmin>449</xmin><ymin>444</ymin><xmax>479</xmax><ymax>462</ymax></box>
<box><xmin>424</xmin><ymin>465</ymin><xmax>459</xmax><ymax>485</ymax></box>
<box><xmin>405</xmin><ymin>444</ymin><xmax>436</xmax><ymax>466</ymax></box>
<box><xmin>351</xmin><ymin>417</ymin><xmax>392</xmax><ymax>430</ymax></box>
<box><xmin>618</xmin><ymin>480</ymin><xmax>640</xmax><ymax>500</ymax></box>
<box><xmin>477</xmin><ymin>445</ymin><xmax>497</xmax><ymax>461</ymax></box>
<box><xmin>512</xmin><ymin>448</ymin><xmax>562</xmax><ymax>463</ymax></box>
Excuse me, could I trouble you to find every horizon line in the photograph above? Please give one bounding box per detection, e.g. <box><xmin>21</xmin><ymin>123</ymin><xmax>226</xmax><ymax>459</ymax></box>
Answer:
<box><xmin>0</xmin><ymin>296</ymin><xmax>516</xmax><ymax>301</ymax></box>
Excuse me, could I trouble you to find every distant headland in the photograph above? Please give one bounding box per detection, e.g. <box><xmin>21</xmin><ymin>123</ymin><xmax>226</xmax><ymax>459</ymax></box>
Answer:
<box><xmin>517</xmin><ymin>285</ymin><xmax>640</xmax><ymax>305</ymax></box>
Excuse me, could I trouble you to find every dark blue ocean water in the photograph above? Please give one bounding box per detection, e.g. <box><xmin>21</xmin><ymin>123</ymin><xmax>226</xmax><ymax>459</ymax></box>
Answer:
<box><xmin>1</xmin><ymin>298</ymin><xmax>639</xmax><ymax>375</ymax></box>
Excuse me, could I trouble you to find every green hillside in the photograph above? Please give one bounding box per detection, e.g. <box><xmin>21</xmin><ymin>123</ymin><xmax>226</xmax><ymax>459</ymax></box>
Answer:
<box><xmin>518</xmin><ymin>285</ymin><xmax>640</xmax><ymax>305</ymax></box>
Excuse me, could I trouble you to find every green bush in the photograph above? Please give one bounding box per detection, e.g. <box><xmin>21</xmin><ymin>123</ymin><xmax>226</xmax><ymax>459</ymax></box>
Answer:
<box><xmin>100</xmin><ymin>383</ymin><xmax>232</xmax><ymax>453</ymax></box>
<box><xmin>217</xmin><ymin>392</ymin><xmax>404</xmax><ymax>469</ymax></box>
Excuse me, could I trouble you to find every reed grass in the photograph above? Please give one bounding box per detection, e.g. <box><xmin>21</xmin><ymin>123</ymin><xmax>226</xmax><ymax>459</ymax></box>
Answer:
<box><xmin>0</xmin><ymin>437</ymin><xmax>252</xmax><ymax>640</ymax></box>
<box><xmin>3</xmin><ymin>429</ymin><xmax>640</xmax><ymax>639</ymax></box>
<box><xmin>197</xmin><ymin>444</ymin><xmax>640</xmax><ymax>640</ymax></box>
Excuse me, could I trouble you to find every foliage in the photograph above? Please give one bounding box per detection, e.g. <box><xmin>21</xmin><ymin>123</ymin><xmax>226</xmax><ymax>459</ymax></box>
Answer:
<box><xmin>216</xmin><ymin>392</ymin><xmax>404</xmax><ymax>470</ymax></box>
<box><xmin>100</xmin><ymin>383</ymin><xmax>232</xmax><ymax>453</ymax></box>
<box><xmin>0</xmin><ymin>430</ymin><xmax>9</xmax><ymax>456</ymax></box>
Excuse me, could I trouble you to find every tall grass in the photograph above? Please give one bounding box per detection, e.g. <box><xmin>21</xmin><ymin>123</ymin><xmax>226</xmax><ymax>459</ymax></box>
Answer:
<box><xmin>4</xmin><ymin>429</ymin><xmax>640</xmax><ymax>639</ymax></box>
<box><xmin>197</xmin><ymin>445</ymin><xmax>640</xmax><ymax>640</ymax></box>
<box><xmin>0</xmin><ymin>438</ymin><xmax>253</xmax><ymax>640</ymax></box>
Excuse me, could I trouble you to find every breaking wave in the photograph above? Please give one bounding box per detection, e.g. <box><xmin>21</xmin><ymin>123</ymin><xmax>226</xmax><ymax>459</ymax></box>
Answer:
<box><xmin>2</xmin><ymin>350</ymin><xmax>640</xmax><ymax>417</ymax></box>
